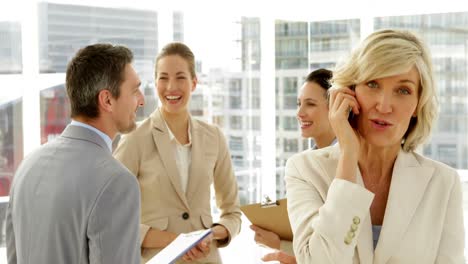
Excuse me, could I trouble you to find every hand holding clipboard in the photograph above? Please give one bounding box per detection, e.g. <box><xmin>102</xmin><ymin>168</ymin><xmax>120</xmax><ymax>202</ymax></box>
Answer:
<box><xmin>147</xmin><ymin>229</ymin><xmax>212</xmax><ymax>264</ymax></box>
<box><xmin>241</xmin><ymin>196</ymin><xmax>293</xmax><ymax>241</ymax></box>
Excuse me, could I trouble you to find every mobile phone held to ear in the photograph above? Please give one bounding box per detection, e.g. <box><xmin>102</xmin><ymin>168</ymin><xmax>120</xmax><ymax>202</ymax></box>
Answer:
<box><xmin>348</xmin><ymin>85</ymin><xmax>357</xmax><ymax>126</ymax></box>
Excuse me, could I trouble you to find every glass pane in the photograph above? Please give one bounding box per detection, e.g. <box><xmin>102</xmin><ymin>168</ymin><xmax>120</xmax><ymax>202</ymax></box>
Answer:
<box><xmin>0</xmin><ymin>98</ymin><xmax>23</xmax><ymax>246</ymax></box>
<box><xmin>40</xmin><ymin>85</ymin><xmax>70</xmax><ymax>144</ymax></box>
<box><xmin>37</xmin><ymin>1</ymin><xmax>159</xmax><ymax>121</ymax></box>
<box><xmin>39</xmin><ymin>82</ymin><xmax>152</xmax><ymax>146</ymax></box>
<box><xmin>173</xmin><ymin>11</ymin><xmax>184</xmax><ymax>42</ymax></box>
<box><xmin>241</xmin><ymin>17</ymin><xmax>260</xmax><ymax>71</ymax></box>
<box><xmin>0</xmin><ymin>99</ymin><xmax>22</xmax><ymax>196</ymax></box>
<box><xmin>275</xmin><ymin>21</ymin><xmax>308</xmax><ymax>69</ymax></box>
<box><xmin>0</xmin><ymin>21</ymin><xmax>22</xmax><ymax>74</ymax></box>
<box><xmin>37</xmin><ymin>2</ymin><xmax>162</xmax><ymax>142</ymax></box>
<box><xmin>190</xmin><ymin>16</ymin><xmax>263</xmax><ymax>208</ymax></box>
<box><xmin>38</xmin><ymin>2</ymin><xmax>158</xmax><ymax>76</ymax></box>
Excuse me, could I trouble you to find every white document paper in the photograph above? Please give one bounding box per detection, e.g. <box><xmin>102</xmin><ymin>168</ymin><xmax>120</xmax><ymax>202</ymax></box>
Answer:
<box><xmin>147</xmin><ymin>229</ymin><xmax>212</xmax><ymax>264</ymax></box>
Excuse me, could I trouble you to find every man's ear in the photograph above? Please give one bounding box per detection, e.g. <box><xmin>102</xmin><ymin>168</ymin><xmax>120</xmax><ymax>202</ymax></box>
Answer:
<box><xmin>98</xmin><ymin>89</ymin><xmax>113</xmax><ymax>113</ymax></box>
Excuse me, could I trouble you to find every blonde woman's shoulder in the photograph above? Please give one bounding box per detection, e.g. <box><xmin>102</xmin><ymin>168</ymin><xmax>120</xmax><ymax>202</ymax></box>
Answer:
<box><xmin>288</xmin><ymin>144</ymin><xmax>340</xmax><ymax>164</ymax></box>
<box><xmin>411</xmin><ymin>151</ymin><xmax>460</xmax><ymax>185</ymax></box>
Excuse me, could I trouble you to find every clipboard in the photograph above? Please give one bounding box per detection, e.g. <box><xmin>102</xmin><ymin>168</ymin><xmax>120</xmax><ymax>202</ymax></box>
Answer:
<box><xmin>147</xmin><ymin>229</ymin><xmax>212</xmax><ymax>264</ymax></box>
<box><xmin>241</xmin><ymin>197</ymin><xmax>293</xmax><ymax>241</ymax></box>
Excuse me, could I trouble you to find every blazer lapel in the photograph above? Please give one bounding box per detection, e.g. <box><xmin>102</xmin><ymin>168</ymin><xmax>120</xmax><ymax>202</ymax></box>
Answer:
<box><xmin>151</xmin><ymin>110</ymin><xmax>189</xmax><ymax>209</ymax></box>
<box><xmin>185</xmin><ymin>118</ymin><xmax>204</xmax><ymax>203</ymax></box>
<box><xmin>373</xmin><ymin>151</ymin><xmax>434</xmax><ymax>264</ymax></box>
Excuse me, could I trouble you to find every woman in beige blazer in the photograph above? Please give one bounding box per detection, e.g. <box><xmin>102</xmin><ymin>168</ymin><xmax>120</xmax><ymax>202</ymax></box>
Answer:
<box><xmin>114</xmin><ymin>42</ymin><xmax>241</xmax><ymax>263</ymax></box>
<box><xmin>252</xmin><ymin>69</ymin><xmax>336</xmax><ymax>264</ymax></box>
<box><xmin>285</xmin><ymin>29</ymin><xmax>464</xmax><ymax>263</ymax></box>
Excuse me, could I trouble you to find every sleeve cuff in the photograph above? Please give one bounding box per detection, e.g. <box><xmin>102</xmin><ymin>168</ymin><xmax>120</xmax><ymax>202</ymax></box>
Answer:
<box><xmin>314</xmin><ymin>179</ymin><xmax>374</xmax><ymax>249</ymax></box>
<box><xmin>140</xmin><ymin>224</ymin><xmax>151</xmax><ymax>246</ymax></box>
<box><xmin>211</xmin><ymin>223</ymin><xmax>231</xmax><ymax>247</ymax></box>
<box><xmin>280</xmin><ymin>240</ymin><xmax>294</xmax><ymax>256</ymax></box>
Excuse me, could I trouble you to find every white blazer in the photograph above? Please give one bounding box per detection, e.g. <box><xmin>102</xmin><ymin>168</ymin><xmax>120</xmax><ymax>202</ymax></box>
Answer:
<box><xmin>285</xmin><ymin>145</ymin><xmax>464</xmax><ymax>264</ymax></box>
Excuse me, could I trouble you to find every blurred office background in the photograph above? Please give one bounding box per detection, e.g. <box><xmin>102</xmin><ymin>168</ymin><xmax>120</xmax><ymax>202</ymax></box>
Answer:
<box><xmin>1</xmin><ymin>0</ymin><xmax>468</xmax><ymax>262</ymax></box>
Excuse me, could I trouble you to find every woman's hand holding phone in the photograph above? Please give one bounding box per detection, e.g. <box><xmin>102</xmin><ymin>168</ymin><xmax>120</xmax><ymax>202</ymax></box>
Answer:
<box><xmin>328</xmin><ymin>86</ymin><xmax>361</xmax><ymax>183</ymax></box>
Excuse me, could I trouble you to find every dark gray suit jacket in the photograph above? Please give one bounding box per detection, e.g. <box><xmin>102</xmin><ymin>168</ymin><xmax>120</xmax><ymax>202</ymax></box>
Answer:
<box><xmin>6</xmin><ymin>125</ymin><xmax>141</xmax><ymax>264</ymax></box>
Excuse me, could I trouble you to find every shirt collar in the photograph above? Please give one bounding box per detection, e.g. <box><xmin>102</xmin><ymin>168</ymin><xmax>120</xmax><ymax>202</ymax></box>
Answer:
<box><xmin>312</xmin><ymin>137</ymin><xmax>338</xmax><ymax>150</ymax></box>
<box><xmin>162</xmin><ymin>116</ymin><xmax>192</xmax><ymax>146</ymax></box>
<box><xmin>70</xmin><ymin>120</ymin><xmax>113</xmax><ymax>152</ymax></box>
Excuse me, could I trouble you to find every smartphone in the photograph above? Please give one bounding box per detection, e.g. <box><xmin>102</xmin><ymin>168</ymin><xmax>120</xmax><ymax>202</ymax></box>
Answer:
<box><xmin>348</xmin><ymin>85</ymin><xmax>357</xmax><ymax>127</ymax></box>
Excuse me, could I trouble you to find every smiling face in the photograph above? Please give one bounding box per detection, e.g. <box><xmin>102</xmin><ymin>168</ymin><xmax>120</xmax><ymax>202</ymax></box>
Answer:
<box><xmin>296</xmin><ymin>81</ymin><xmax>333</xmax><ymax>139</ymax></box>
<box><xmin>355</xmin><ymin>66</ymin><xmax>420</xmax><ymax>149</ymax></box>
<box><xmin>156</xmin><ymin>55</ymin><xmax>197</xmax><ymax>116</ymax></box>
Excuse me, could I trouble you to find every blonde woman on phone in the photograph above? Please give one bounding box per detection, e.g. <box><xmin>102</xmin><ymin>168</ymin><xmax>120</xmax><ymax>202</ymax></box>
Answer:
<box><xmin>285</xmin><ymin>29</ymin><xmax>464</xmax><ymax>263</ymax></box>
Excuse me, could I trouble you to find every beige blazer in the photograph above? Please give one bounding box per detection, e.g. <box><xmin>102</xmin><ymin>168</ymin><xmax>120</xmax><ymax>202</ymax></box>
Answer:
<box><xmin>285</xmin><ymin>145</ymin><xmax>464</xmax><ymax>264</ymax></box>
<box><xmin>114</xmin><ymin>109</ymin><xmax>241</xmax><ymax>263</ymax></box>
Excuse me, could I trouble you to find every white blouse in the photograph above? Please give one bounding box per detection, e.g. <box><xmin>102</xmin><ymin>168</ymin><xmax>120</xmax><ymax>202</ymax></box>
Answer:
<box><xmin>163</xmin><ymin>119</ymin><xmax>192</xmax><ymax>193</ymax></box>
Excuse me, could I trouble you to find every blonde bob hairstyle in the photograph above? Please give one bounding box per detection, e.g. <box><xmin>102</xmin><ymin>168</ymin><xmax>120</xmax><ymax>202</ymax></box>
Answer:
<box><xmin>332</xmin><ymin>29</ymin><xmax>438</xmax><ymax>152</ymax></box>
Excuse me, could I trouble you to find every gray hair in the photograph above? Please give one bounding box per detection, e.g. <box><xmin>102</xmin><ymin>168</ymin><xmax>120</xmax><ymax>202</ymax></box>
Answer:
<box><xmin>66</xmin><ymin>43</ymin><xmax>133</xmax><ymax>118</ymax></box>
